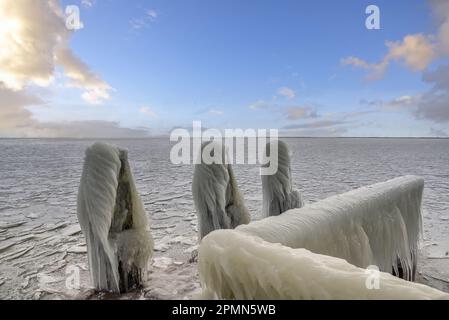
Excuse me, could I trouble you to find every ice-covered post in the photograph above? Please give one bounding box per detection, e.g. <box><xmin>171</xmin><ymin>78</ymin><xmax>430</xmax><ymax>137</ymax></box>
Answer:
<box><xmin>77</xmin><ymin>143</ymin><xmax>154</xmax><ymax>293</ymax></box>
<box><xmin>261</xmin><ymin>140</ymin><xmax>303</xmax><ymax>217</ymax></box>
<box><xmin>192</xmin><ymin>141</ymin><xmax>251</xmax><ymax>240</ymax></box>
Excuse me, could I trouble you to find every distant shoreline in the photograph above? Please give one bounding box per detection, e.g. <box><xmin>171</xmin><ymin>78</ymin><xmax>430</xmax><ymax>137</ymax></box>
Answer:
<box><xmin>0</xmin><ymin>136</ymin><xmax>448</xmax><ymax>140</ymax></box>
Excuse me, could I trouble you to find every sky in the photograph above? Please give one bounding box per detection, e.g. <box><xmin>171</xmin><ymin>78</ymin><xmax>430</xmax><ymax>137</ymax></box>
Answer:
<box><xmin>1</xmin><ymin>0</ymin><xmax>449</xmax><ymax>137</ymax></box>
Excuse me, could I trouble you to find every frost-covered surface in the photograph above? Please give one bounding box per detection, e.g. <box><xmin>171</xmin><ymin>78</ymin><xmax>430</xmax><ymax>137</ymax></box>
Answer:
<box><xmin>199</xmin><ymin>230</ymin><xmax>449</xmax><ymax>300</ymax></box>
<box><xmin>192</xmin><ymin>142</ymin><xmax>250</xmax><ymax>239</ymax></box>
<box><xmin>77</xmin><ymin>143</ymin><xmax>153</xmax><ymax>293</ymax></box>
<box><xmin>0</xmin><ymin>138</ymin><xmax>448</xmax><ymax>299</ymax></box>
<box><xmin>238</xmin><ymin>175</ymin><xmax>423</xmax><ymax>280</ymax></box>
<box><xmin>261</xmin><ymin>140</ymin><xmax>303</xmax><ymax>217</ymax></box>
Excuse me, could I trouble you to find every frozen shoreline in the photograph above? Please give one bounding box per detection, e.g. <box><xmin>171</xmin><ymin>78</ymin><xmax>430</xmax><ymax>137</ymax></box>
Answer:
<box><xmin>0</xmin><ymin>138</ymin><xmax>448</xmax><ymax>299</ymax></box>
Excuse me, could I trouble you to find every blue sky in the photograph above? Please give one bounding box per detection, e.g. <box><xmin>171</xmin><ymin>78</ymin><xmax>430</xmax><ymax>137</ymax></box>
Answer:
<box><xmin>1</xmin><ymin>0</ymin><xmax>449</xmax><ymax>137</ymax></box>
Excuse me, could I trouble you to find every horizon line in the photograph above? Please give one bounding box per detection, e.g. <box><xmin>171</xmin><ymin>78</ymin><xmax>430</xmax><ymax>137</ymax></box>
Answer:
<box><xmin>0</xmin><ymin>136</ymin><xmax>448</xmax><ymax>140</ymax></box>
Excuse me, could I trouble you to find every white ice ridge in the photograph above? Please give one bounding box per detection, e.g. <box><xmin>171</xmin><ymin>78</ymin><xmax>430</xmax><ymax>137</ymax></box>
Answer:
<box><xmin>261</xmin><ymin>140</ymin><xmax>303</xmax><ymax>217</ymax></box>
<box><xmin>237</xmin><ymin>176</ymin><xmax>424</xmax><ymax>281</ymax></box>
<box><xmin>77</xmin><ymin>143</ymin><xmax>153</xmax><ymax>293</ymax></box>
<box><xmin>192</xmin><ymin>141</ymin><xmax>251</xmax><ymax>240</ymax></box>
<box><xmin>198</xmin><ymin>230</ymin><xmax>448</xmax><ymax>300</ymax></box>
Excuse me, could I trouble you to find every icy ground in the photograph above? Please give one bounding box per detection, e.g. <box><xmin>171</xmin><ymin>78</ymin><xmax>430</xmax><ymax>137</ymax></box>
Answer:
<box><xmin>0</xmin><ymin>138</ymin><xmax>448</xmax><ymax>299</ymax></box>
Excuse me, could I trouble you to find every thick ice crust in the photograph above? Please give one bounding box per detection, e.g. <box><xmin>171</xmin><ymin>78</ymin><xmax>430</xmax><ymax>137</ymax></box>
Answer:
<box><xmin>199</xmin><ymin>230</ymin><xmax>448</xmax><ymax>300</ymax></box>
<box><xmin>238</xmin><ymin>176</ymin><xmax>424</xmax><ymax>280</ymax></box>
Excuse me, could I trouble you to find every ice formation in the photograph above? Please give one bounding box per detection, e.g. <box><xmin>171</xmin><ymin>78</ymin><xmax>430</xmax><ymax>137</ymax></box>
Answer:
<box><xmin>192</xmin><ymin>141</ymin><xmax>251</xmax><ymax>240</ymax></box>
<box><xmin>261</xmin><ymin>140</ymin><xmax>303</xmax><ymax>217</ymax></box>
<box><xmin>238</xmin><ymin>175</ymin><xmax>424</xmax><ymax>281</ymax></box>
<box><xmin>77</xmin><ymin>143</ymin><xmax>153</xmax><ymax>293</ymax></box>
<box><xmin>198</xmin><ymin>230</ymin><xmax>449</xmax><ymax>300</ymax></box>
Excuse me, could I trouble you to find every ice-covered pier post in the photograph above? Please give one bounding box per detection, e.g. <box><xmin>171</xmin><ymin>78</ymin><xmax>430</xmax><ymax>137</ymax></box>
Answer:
<box><xmin>192</xmin><ymin>141</ymin><xmax>251</xmax><ymax>240</ymax></box>
<box><xmin>261</xmin><ymin>140</ymin><xmax>303</xmax><ymax>217</ymax></box>
<box><xmin>77</xmin><ymin>143</ymin><xmax>153</xmax><ymax>293</ymax></box>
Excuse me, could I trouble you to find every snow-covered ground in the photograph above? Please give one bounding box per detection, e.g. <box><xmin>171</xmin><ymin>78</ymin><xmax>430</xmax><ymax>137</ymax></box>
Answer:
<box><xmin>0</xmin><ymin>138</ymin><xmax>448</xmax><ymax>299</ymax></box>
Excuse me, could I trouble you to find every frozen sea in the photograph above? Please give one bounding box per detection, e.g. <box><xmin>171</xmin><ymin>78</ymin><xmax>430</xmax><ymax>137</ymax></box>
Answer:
<box><xmin>0</xmin><ymin>138</ymin><xmax>448</xmax><ymax>299</ymax></box>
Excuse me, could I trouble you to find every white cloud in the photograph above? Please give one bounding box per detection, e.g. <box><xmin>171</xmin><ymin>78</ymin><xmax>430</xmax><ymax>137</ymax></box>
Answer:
<box><xmin>0</xmin><ymin>0</ymin><xmax>111</xmax><ymax>104</ymax></box>
<box><xmin>343</xmin><ymin>1</ymin><xmax>449</xmax><ymax>80</ymax></box>
<box><xmin>130</xmin><ymin>8</ymin><xmax>158</xmax><ymax>29</ymax></box>
<box><xmin>81</xmin><ymin>88</ymin><xmax>111</xmax><ymax>105</ymax></box>
<box><xmin>343</xmin><ymin>1</ymin><xmax>449</xmax><ymax>126</ymax></box>
<box><xmin>342</xmin><ymin>34</ymin><xmax>436</xmax><ymax>80</ymax></box>
<box><xmin>282</xmin><ymin>120</ymin><xmax>348</xmax><ymax>130</ymax></box>
<box><xmin>430</xmin><ymin>0</ymin><xmax>449</xmax><ymax>56</ymax></box>
<box><xmin>277</xmin><ymin>87</ymin><xmax>296</xmax><ymax>99</ymax></box>
<box><xmin>147</xmin><ymin>9</ymin><xmax>158</xmax><ymax>20</ymax></box>
<box><xmin>280</xmin><ymin>126</ymin><xmax>348</xmax><ymax>137</ymax></box>
<box><xmin>414</xmin><ymin>65</ymin><xmax>449</xmax><ymax>123</ymax></box>
<box><xmin>250</xmin><ymin>87</ymin><xmax>297</xmax><ymax>111</ymax></box>
<box><xmin>209</xmin><ymin>108</ymin><xmax>223</xmax><ymax>115</ymax></box>
<box><xmin>387</xmin><ymin>95</ymin><xmax>415</xmax><ymax>108</ymax></box>
<box><xmin>392</xmin><ymin>95</ymin><xmax>414</xmax><ymax>104</ymax></box>
<box><xmin>139</xmin><ymin>106</ymin><xmax>157</xmax><ymax>118</ymax></box>
<box><xmin>429</xmin><ymin>127</ymin><xmax>448</xmax><ymax>137</ymax></box>
<box><xmin>360</xmin><ymin>94</ymin><xmax>419</xmax><ymax>113</ymax></box>
<box><xmin>0</xmin><ymin>85</ymin><xmax>43</xmax><ymax>131</ymax></box>
<box><xmin>283</xmin><ymin>106</ymin><xmax>317</xmax><ymax>120</ymax></box>
<box><xmin>81</xmin><ymin>0</ymin><xmax>95</xmax><ymax>8</ymax></box>
<box><xmin>360</xmin><ymin>65</ymin><xmax>449</xmax><ymax>123</ymax></box>
<box><xmin>130</xmin><ymin>18</ymin><xmax>146</xmax><ymax>30</ymax></box>
<box><xmin>386</xmin><ymin>34</ymin><xmax>436</xmax><ymax>71</ymax></box>
<box><xmin>0</xmin><ymin>84</ymin><xmax>146</xmax><ymax>138</ymax></box>
<box><xmin>56</xmin><ymin>46</ymin><xmax>111</xmax><ymax>104</ymax></box>
<box><xmin>0</xmin><ymin>0</ymin><xmax>123</xmax><ymax>137</ymax></box>
<box><xmin>249</xmin><ymin>100</ymin><xmax>271</xmax><ymax>110</ymax></box>
<box><xmin>36</xmin><ymin>120</ymin><xmax>149</xmax><ymax>138</ymax></box>
<box><xmin>341</xmin><ymin>56</ymin><xmax>386</xmax><ymax>81</ymax></box>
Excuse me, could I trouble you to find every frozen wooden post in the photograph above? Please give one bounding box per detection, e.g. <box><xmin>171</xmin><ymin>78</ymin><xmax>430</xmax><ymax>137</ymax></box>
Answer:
<box><xmin>192</xmin><ymin>141</ymin><xmax>251</xmax><ymax>240</ymax></box>
<box><xmin>198</xmin><ymin>230</ymin><xmax>447</xmax><ymax>300</ymax></box>
<box><xmin>77</xmin><ymin>143</ymin><xmax>153</xmax><ymax>293</ymax></box>
<box><xmin>261</xmin><ymin>140</ymin><xmax>303</xmax><ymax>217</ymax></box>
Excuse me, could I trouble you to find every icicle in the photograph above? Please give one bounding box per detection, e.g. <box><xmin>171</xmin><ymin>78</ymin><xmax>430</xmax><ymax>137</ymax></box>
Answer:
<box><xmin>261</xmin><ymin>140</ymin><xmax>303</xmax><ymax>217</ymax></box>
<box><xmin>238</xmin><ymin>176</ymin><xmax>424</xmax><ymax>281</ymax></box>
<box><xmin>199</xmin><ymin>230</ymin><xmax>448</xmax><ymax>300</ymax></box>
<box><xmin>77</xmin><ymin>143</ymin><xmax>153</xmax><ymax>293</ymax></box>
<box><xmin>192</xmin><ymin>141</ymin><xmax>251</xmax><ymax>240</ymax></box>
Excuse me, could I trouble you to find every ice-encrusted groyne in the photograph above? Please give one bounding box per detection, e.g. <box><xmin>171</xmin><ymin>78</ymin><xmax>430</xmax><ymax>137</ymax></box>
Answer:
<box><xmin>198</xmin><ymin>176</ymin><xmax>426</xmax><ymax>299</ymax></box>
<box><xmin>199</xmin><ymin>230</ymin><xmax>448</xmax><ymax>300</ymax></box>
<box><xmin>261</xmin><ymin>140</ymin><xmax>303</xmax><ymax>217</ymax></box>
<box><xmin>192</xmin><ymin>141</ymin><xmax>251</xmax><ymax>240</ymax></box>
<box><xmin>77</xmin><ymin>143</ymin><xmax>153</xmax><ymax>293</ymax></box>
<box><xmin>238</xmin><ymin>175</ymin><xmax>424</xmax><ymax>281</ymax></box>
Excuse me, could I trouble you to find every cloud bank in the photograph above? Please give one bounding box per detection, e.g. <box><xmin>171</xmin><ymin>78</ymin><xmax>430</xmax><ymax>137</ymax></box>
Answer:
<box><xmin>0</xmin><ymin>0</ymin><xmax>141</xmax><ymax>138</ymax></box>
<box><xmin>345</xmin><ymin>0</ymin><xmax>449</xmax><ymax>127</ymax></box>
<box><xmin>0</xmin><ymin>0</ymin><xmax>111</xmax><ymax>103</ymax></box>
<box><xmin>342</xmin><ymin>34</ymin><xmax>436</xmax><ymax>80</ymax></box>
